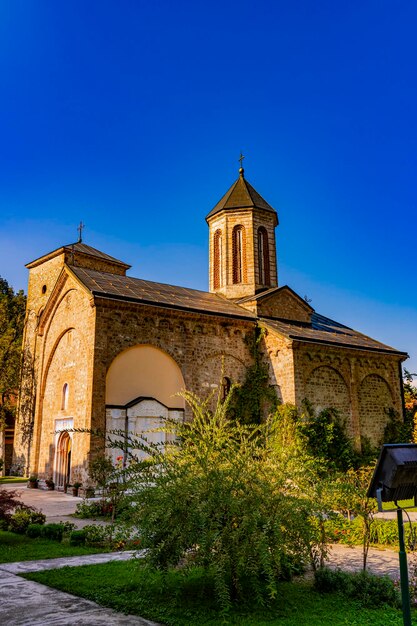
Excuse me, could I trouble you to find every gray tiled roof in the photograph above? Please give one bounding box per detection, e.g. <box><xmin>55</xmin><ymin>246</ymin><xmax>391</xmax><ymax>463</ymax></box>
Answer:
<box><xmin>70</xmin><ymin>266</ymin><xmax>257</xmax><ymax>320</ymax></box>
<box><xmin>69</xmin><ymin>266</ymin><xmax>406</xmax><ymax>356</ymax></box>
<box><xmin>262</xmin><ymin>313</ymin><xmax>407</xmax><ymax>356</ymax></box>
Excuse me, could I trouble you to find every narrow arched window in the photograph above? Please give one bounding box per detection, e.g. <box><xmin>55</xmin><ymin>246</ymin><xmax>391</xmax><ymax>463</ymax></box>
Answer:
<box><xmin>213</xmin><ymin>229</ymin><xmax>222</xmax><ymax>290</ymax></box>
<box><xmin>221</xmin><ymin>376</ymin><xmax>232</xmax><ymax>402</ymax></box>
<box><xmin>232</xmin><ymin>225</ymin><xmax>246</xmax><ymax>284</ymax></box>
<box><xmin>258</xmin><ymin>227</ymin><xmax>270</xmax><ymax>286</ymax></box>
<box><xmin>61</xmin><ymin>383</ymin><xmax>69</xmax><ymax>411</ymax></box>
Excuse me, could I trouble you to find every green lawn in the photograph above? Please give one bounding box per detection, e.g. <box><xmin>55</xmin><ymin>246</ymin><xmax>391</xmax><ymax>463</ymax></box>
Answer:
<box><xmin>24</xmin><ymin>560</ymin><xmax>411</xmax><ymax>626</ymax></box>
<box><xmin>382</xmin><ymin>498</ymin><xmax>417</xmax><ymax>511</ymax></box>
<box><xmin>0</xmin><ymin>531</ymin><xmax>106</xmax><ymax>563</ymax></box>
<box><xmin>0</xmin><ymin>476</ymin><xmax>28</xmax><ymax>484</ymax></box>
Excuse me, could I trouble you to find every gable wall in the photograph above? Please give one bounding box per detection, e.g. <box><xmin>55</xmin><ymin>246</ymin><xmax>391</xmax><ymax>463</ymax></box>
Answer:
<box><xmin>256</xmin><ymin>290</ymin><xmax>312</xmax><ymax>321</ymax></box>
<box><xmin>14</xmin><ymin>254</ymin><xmax>68</xmax><ymax>473</ymax></box>
<box><xmin>64</xmin><ymin>251</ymin><xmax>127</xmax><ymax>275</ymax></box>
<box><xmin>14</xmin><ymin>268</ymin><xmax>96</xmax><ymax>480</ymax></box>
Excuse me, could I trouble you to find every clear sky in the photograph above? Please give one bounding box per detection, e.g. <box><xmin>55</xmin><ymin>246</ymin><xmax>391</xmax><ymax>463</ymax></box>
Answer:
<box><xmin>1</xmin><ymin>0</ymin><xmax>416</xmax><ymax>373</ymax></box>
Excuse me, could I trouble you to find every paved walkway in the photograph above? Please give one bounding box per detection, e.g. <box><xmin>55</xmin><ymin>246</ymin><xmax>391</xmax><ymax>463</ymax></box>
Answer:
<box><xmin>326</xmin><ymin>543</ymin><xmax>407</xmax><ymax>579</ymax></box>
<box><xmin>0</xmin><ymin>552</ymin><xmax>158</xmax><ymax>625</ymax></box>
<box><xmin>1</xmin><ymin>482</ymin><xmax>108</xmax><ymax>528</ymax></box>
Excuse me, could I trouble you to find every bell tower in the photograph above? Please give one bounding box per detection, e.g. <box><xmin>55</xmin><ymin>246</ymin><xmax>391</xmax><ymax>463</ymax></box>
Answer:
<box><xmin>206</xmin><ymin>164</ymin><xmax>279</xmax><ymax>300</ymax></box>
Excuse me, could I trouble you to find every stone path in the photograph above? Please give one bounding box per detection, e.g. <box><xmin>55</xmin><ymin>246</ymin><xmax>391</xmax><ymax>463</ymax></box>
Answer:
<box><xmin>326</xmin><ymin>543</ymin><xmax>406</xmax><ymax>580</ymax></box>
<box><xmin>1</xmin><ymin>571</ymin><xmax>159</xmax><ymax>625</ymax></box>
<box><xmin>0</xmin><ymin>482</ymin><xmax>109</xmax><ymax>528</ymax></box>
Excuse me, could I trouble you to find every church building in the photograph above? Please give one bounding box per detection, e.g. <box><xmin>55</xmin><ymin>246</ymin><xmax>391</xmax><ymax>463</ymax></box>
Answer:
<box><xmin>13</xmin><ymin>166</ymin><xmax>408</xmax><ymax>486</ymax></box>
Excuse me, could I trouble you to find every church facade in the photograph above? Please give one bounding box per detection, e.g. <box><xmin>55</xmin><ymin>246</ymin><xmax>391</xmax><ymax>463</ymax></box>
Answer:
<box><xmin>13</xmin><ymin>168</ymin><xmax>408</xmax><ymax>485</ymax></box>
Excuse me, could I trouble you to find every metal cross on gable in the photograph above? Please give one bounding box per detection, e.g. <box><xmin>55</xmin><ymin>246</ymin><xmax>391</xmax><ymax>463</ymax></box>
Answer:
<box><xmin>77</xmin><ymin>221</ymin><xmax>85</xmax><ymax>243</ymax></box>
<box><xmin>238</xmin><ymin>152</ymin><xmax>245</xmax><ymax>168</ymax></box>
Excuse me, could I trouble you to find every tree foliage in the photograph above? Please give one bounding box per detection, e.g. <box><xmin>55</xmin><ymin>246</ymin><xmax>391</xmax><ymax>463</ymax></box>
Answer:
<box><xmin>403</xmin><ymin>369</ymin><xmax>417</xmax><ymax>443</ymax></box>
<box><xmin>0</xmin><ymin>277</ymin><xmax>26</xmax><ymax>427</ymax></box>
<box><xmin>105</xmin><ymin>391</ymin><xmax>328</xmax><ymax>611</ymax></box>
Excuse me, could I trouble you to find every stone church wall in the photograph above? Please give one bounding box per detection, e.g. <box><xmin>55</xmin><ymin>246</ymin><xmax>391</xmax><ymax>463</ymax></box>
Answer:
<box><xmin>34</xmin><ymin>281</ymin><xmax>95</xmax><ymax>480</ymax></box>
<box><xmin>293</xmin><ymin>344</ymin><xmax>403</xmax><ymax>447</ymax></box>
<box><xmin>91</xmin><ymin>298</ymin><xmax>256</xmax><ymax>429</ymax></box>
<box><xmin>261</xmin><ymin>327</ymin><xmax>296</xmax><ymax>404</ymax></box>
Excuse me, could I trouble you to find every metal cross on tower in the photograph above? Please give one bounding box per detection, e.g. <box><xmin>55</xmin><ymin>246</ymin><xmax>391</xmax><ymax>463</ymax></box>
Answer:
<box><xmin>77</xmin><ymin>221</ymin><xmax>85</xmax><ymax>243</ymax></box>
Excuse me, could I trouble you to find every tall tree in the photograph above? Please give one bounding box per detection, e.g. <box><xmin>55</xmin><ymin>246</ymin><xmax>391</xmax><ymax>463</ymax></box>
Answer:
<box><xmin>0</xmin><ymin>277</ymin><xmax>26</xmax><ymax>426</ymax></box>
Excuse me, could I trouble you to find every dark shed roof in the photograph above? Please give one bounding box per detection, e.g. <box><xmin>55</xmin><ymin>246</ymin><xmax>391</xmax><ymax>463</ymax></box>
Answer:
<box><xmin>70</xmin><ymin>266</ymin><xmax>257</xmax><ymax>321</ymax></box>
<box><xmin>262</xmin><ymin>313</ymin><xmax>408</xmax><ymax>356</ymax></box>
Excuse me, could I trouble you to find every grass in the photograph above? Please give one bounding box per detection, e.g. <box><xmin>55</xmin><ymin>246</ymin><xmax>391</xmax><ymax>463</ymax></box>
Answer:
<box><xmin>24</xmin><ymin>560</ymin><xmax>411</xmax><ymax>625</ymax></box>
<box><xmin>0</xmin><ymin>531</ymin><xmax>107</xmax><ymax>563</ymax></box>
<box><xmin>381</xmin><ymin>498</ymin><xmax>417</xmax><ymax>511</ymax></box>
<box><xmin>0</xmin><ymin>476</ymin><xmax>28</xmax><ymax>484</ymax></box>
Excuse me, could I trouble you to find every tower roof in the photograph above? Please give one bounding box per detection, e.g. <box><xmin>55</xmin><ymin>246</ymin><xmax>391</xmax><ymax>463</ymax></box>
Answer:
<box><xmin>206</xmin><ymin>170</ymin><xmax>278</xmax><ymax>224</ymax></box>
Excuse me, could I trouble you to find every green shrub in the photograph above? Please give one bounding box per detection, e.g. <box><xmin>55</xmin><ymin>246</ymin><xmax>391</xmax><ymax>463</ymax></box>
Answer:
<box><xmin>9</xmin><ymin>510</ymin><xmax>34</xmax><ymax>534</ymax></box>
<box><xmin>41</xmin><ymin>523</ymin><xmax>65</xmax><ymax>541</ymax></box>
<box><xmin>349</xmin><ymin>570</ymin><xmax>400</xmax><ymax>608</ymax></box>
<box><xmin>26</xmin><ymin>523</ymin><xmax>44</xmax><ymax>538</ymax></box>
<box><xmin>0</xmin><ymin>488</ymin><xmax>33</xmax><ymax>524</ymax></box>
<box><xmin>314</xmin><ymin>567</ymin><xmax>399</xmax><ymax>608</ymax></box>
<box><xmin>30</xmin><ymin>511</ymin><xmax>47</xmax><ymax>526</ymax></box>
<box><xmin>75</xmin><ymin>500</ymin><xmax>103</xmax><ymax>518</ymax></box>
<box><xmin>117</xmin><ymin>391</ymin><xmax>327</xmax><ymax>611</ymax></box>
<box><xmin>325</xmin><ymin>515</ymin><xmax>417</xmax><ymax>547</ymax></box>
<box><xmin>314</xmin><ymin>566</ymin><xmax>350</xmax><ymax>593</ymax></box>
<box><xmin>69</xmin><ymin>530</ymin><xmax>86</xmax><ymax>546</ymax></box>
<box><xmin>83</xmin><ymin>524</ymin><xmax>110</xmax><ymax>547</ymax></box>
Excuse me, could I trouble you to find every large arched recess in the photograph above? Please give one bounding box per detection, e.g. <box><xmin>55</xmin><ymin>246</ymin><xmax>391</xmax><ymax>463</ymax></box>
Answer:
<box><xmin>106</xmin><ymin>345</ymin><xmax>185</xmax><ymax>409</ymax></box>
<box><xmin>359</xmin><ymin>374</ymin><xmax>393</xmax><ymax>445</ymax></box>
<box><xmin>305</xmin><ymin>365</ymin><xmax>352</xmax><ymax>436</ymax></box>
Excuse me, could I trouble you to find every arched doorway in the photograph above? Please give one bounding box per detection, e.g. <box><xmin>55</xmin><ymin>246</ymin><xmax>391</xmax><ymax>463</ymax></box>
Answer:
<box><xmin>54</xmin><ymin>431</ymin><xmax>72</xmax><ymax>489</ymax></box>
<box><xmin>105</xmin><ymin>345</ymin><xmax>186</xmax><ymax>464</ymax></box>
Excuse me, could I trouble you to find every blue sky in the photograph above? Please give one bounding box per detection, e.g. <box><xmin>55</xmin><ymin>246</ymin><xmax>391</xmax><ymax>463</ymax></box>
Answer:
<box><xmin>1</xmin><ymin>0</ymin><xmax>416</xmax><ymax>373</ymax></box>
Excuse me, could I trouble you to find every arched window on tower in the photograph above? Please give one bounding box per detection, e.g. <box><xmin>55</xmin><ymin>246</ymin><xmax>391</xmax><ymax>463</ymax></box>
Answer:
<box><xmin>258</xmin><ymin>227</ymin><xmax>270</xmax><ymax>286</ymax></box>
<box><xmin>61</xmin><ymin>383</ymin><xmax>69</xmax><ymax>411</ymax></box>
<box><xmin>232</xmin><ymin>225</ymin><xmax>246</xmax><ymax>284</ymax></box>
<box><xmin>213</xmin><ymin>229</ymin><xmax>222</xmax><ymax>290</ymax></box>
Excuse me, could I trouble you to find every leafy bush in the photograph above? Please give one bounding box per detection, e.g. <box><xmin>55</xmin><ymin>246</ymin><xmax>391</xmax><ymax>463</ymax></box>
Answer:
<box><xmin>0</xmin><ymin>488</ymin><xmax>32</xmax><ymax>523</ymax></box>
<box><xmin>9</xmin><ymin>509</ymin><xmax>46</xmax><ymax>534</ymax></box>
<box><xmin>81</xmin><ymin>523</ymin><xmax>131</xmax><ymax>550</ymax></box>
<box><xmin>83</xmin><ymin>524</ymin><xmax>111</xmax><ymax>547</ymax></box>
<box><xmin>325</xmin><ymin>515</ymin><xmax>417</xmax><ymax>547</ymax></box>
<box><xmin>41</xmin><ymin>523</ymin><xmax>65</xmax><ymax>541</ymax></box>
<box><xmin>120</xmin><ymin>391</ymin><xmax>327</xmax><ymax>611</ymax></box>
<box><xmin>26</xmin><ymin>523</ymin><xmax>44</xmax><ymax>538</ymax></box>
<box><xmin>75</xmin><ymin>500</ymin><xmax>104</xmax><ymax>518</ymax></box>
<box><xmin>69</xmin><ymin>530</ymin><xmax>86</xmax><ymax>546</ymax></box>
<box><xmin>299</xmin><ymin>402</ymin><xmax>360</xmax><ymax>472</ymax></box>
<box><xmin>30</xmin><ymin>511</ymin><xmax>47</xmax><ymax>526</ymax></box>
<box><xmin>314</xmin><ymin>567</ymin><xmax>399</xmax><ymax>608</ymax></box>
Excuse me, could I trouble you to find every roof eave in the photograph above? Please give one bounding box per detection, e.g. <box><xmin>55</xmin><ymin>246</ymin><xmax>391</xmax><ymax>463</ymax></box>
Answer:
<box><xmin>290</xmin><ymin>335</ymin><xmax>409</xmax><ymax>358</ymax></box>
<box><xmin>91</xmin><ymin>291</ymin><xmax>257</xmax><ymax>322</ymax></box>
